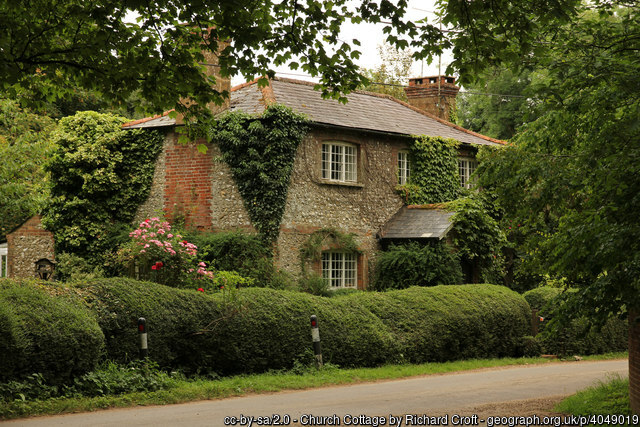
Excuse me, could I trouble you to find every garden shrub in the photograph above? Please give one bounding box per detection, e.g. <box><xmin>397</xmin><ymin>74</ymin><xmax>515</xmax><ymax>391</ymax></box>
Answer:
<box><xmin>78</xmin><ymin>279</ymin><xmax>530</xmax><ymax>375</ymax></box>
<box><xmin>190</xmin><ymin>231</ymin><xmax>275</xmax><ymax>285</ymax></box>
<box><xmin>350</xmin><ymin>284</ymin><xmax>531</xmax><ymax>363</ymax></box>
<box><xmin>79</xmin><ymin>278</ymin><xmax>395</xmax><ymax>374</ymax></box>
<box><xmin>373</xmin><ymin>241</ymin><xmax>462</xmax><ymax>290</ymax></box>
<box><xmin>0</xmin><ymin>280</ymin><xmax>104</xmax><ymax>384</ymax></box>
<box><xmin>523</xmin><ymin>286</ymin><xmax>627</xmax><ymax>355</ymax></box>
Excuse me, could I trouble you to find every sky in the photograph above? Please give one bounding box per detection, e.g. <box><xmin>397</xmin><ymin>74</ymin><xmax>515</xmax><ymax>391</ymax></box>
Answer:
<box><xmin>231</xmin><ymin>0</ymin><xmax>454</xmax><ymax>86</ymax></box>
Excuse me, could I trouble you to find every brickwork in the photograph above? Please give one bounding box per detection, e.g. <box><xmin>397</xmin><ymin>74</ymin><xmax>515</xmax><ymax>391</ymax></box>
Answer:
<box><xmin>163</xmin><ymin>134</ymin><xmax>214</xmax><ymax>230</ymax></box>
<box><xmin>6</xmin><ymin>215</ymin><xmax>55</xmax><ymax>279</ymax></box>
<box><xmin>630</xmin><ymin>311</ymin><xmax>640</xmax><ymax>414</ymax></box>
<box><xmin>404</xmin><ymin>76</ymin><xmax>460</xmax><ymax>122</ymax></box>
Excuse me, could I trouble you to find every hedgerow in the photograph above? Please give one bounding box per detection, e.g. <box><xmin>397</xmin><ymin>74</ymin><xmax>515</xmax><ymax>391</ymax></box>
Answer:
<box><xmin>0</xmin><ymin>280</ymin><xmax>104</xmax><ymax>384</ymax></box>
<box><xmin>523</xmin><ymin>286</ymin><xmax>627</xmax><ymax>355</ymax></box>
<box><xmin>1</xmin><ymin>279</ymin><xmax>533</xmax><ymax>380</ymax></box>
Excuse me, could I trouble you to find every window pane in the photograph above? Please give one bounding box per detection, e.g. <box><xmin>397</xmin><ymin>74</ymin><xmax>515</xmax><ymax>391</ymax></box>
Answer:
<box><xmin>344</xmin><ymin>145</ymin><xmax>356</xmax><ymax>182</ymax></box>
<box><xmin>331</xmin><ymin>145</ymin><xmax>343</xmax><ymax>181</ymax></box>
<box><xmin>322</xmin><ymin>144</ymin><xmax>330</xmax><ymax>179</ymax></box>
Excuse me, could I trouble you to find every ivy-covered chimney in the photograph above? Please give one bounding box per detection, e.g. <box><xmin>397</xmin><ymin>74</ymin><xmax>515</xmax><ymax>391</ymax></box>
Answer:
<box><xmin>404</xmin><ymin>76</ymin><xmax>460</xmax><ymax>122</ymax></box>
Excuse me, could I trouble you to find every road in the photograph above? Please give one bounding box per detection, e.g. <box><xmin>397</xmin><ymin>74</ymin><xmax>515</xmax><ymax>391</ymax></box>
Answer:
<box><xmin>4</xmin><ymin>359</ymin><xmax>627</xmax><ymax>427</ymax></box>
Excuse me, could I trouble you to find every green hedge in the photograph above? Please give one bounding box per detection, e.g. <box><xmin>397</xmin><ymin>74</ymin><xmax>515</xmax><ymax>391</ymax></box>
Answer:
<box><xmin>80</xmin><ymin>279</ymin><xmax>530</xmax><ymax>374</ymax></box>
<box><xmin>1</xmin><ymin>279</ymin><xmax>533</xmax><ymax>380</ymax></box>
<box><xmin>0</xmin><ymin>280</ymin><xmax>104</xmax><ymax>384</ymax></box>
<box><xmin>350</xmin><ymin>285</ymin><xmax>531</xmax><ymax>362</ymax></box>
<box><xmin>523</xmin><ymin>287</ymin><xmax>627</xmax><ymax>355</ymax></box>
<box><xmin>373</xmin><ymin>242</ymin><xmax>462</xmax><ymax>290</ymax></box>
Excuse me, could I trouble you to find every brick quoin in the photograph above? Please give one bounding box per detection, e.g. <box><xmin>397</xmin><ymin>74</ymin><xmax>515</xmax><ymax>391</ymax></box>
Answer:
<box><xmin>630</xmin><ymin>311</ymin><xmax>640</xmax><ymax>414</ymax></box>
<box><xmin>164</xmin><ymin>136</ymin><xmax>213</xmax><ymax>230</ymax></box>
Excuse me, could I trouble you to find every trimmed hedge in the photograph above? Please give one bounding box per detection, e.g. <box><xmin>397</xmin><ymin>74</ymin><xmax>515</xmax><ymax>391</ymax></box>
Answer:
<box><xmin>523</xmin><ymin>286</ymin><xmax>627</xmax><ymax>355</ymax></box>
<box><xmin>79</xmin><ymin>279</ymin><xmax>530</xmax><ymax>374</ymax></box>
<box><xmin>350</xmin><ymin>285</ymin><xmax>531</xmax><ymax>362</ymax></box>
<box><xmin>1</xmin><ymin>279</ymin><xmax>533</xmax><ymax>380</ymax></box>
<box><xmin>0</xmin><ymin>280</ymin><xmax>104</xmax><ymax>384</ymax></box>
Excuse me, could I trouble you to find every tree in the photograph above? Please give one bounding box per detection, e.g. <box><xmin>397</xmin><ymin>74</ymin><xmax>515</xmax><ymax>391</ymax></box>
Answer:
<box><xmin>456</xmin><ymin>68</ymin><xmax>545</xmax><ymax>140</ymax></box>
<box><xmin>477</xmin><ymin>5</ymin><xmax>640</xmax><ymax>319</ymax></box>
<box><xmin>359</xmin><ymin>43</ymin><xmax>413</xmax><ymax>101</ymax></box>
<box><xmin>0</xmin><ymin>99</ymin><xmax>55</xmax><ymax>241</ymax></box>
<box><xmin>1</xmin><ymin>0</ymin><xmax>582</xmax><ymax>119</ymax></box>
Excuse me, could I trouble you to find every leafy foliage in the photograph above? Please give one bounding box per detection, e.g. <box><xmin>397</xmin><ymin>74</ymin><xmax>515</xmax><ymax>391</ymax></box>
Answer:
<box><xmin>42</xmin><ymin>111</ymin><xmax>164</xmax><ymax>263</ymax></box>
<box><xmin>448</xmin><ymin>195</ymin><xmax>506</xmax><ymax>284</ymax></box>
<box><xmin>189</xmin><ymin>231</ymin><xmax>275</xmax><ymax>284</ymax></box>
<box><xmin>476</xmin><ymin>6</ymin><xmax>640</xmax><ymax>321</ymax></box>
<box><xmin>457</xmin><ymin>68</ymin><xmax>544</xmax><ymax>140</ymax></box>
<box><xmin>359</xmin><ymin>43</ymin><xmax>413</xmax><ymax>101</ymax></box>
<box><xmin>372</xmin><ymin>242</ymin><xmax>462</xmax><ymax>291</ymax></box>
<box><xmin>207</xmin><ymin>104</ymin><xmax>308</xmax><ymax>244</ymax></box>
<box><xmin>397</xmin><ymin>135</ymin><xmax>460</xmax><ymax>204</ymax></box>
<box><xmin>299</xmin><ymin>227</ymin><xmax>362</xmax><ymax>271</ymax></box>
<box><xmin>0</xmin><ymin>280</ymin><xmax>104</xmax><ymax>385</ymax></box>
<box><xmin>523</xmin><ymin>287</ymin><xmax>627</xmax><ymax>356</ymax></box>
<box><xmin>0</xmin><ymin>99</ymin><xmax>55</xmax><ymax>240</ymax></box>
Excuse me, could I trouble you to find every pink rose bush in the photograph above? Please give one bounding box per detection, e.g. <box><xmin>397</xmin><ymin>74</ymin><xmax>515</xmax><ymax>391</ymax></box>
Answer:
<box><xmin>116</xmin><ymin>217</ymin><xmax>215</xmax><ymax>288</ymax></box>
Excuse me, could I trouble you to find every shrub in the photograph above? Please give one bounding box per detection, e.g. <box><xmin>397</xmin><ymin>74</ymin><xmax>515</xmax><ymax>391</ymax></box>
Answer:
<box><xmin>373</xmin><ymin>242</ymin><xmax>462</xmax><ymax>290</ymax></box>
<box><xmin>79</xmin><ymin>278</ymin><xmax>395</xmax><ymax>374</ymax></box>
<box><xmin>298</xmin><ymin>273</ymin><xmax>330</xmax><ymax>297</ymax></box>
<box><xmin>78</xmin><ymin>278</ymin><xmax>530</xmax><ymax>375</ymax></box>
<box><xmin>350</xmin><ymin>284</ymin><xmax>531</xmax><ymax>363</ymax></box>
<box><xmin>190</xmin><ymin>231</ymin><xmax>276</xmax><ymax>286</ymax></box>
<box><xmin>523</xmin><ymin>286</ymin><xmax>627</xmax><ymax>355</ymax></box>
<box><xmin>0</xmin><ymin>280</ymin><xmax>104</xmax><ymax>384</ymax></box>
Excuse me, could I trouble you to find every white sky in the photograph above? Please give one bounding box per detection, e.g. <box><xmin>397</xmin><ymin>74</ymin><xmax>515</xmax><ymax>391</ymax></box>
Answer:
<box><xmin>231</xmin><ymin>0</ymin><xmax>454</xmax><ymax>86</ymax></box>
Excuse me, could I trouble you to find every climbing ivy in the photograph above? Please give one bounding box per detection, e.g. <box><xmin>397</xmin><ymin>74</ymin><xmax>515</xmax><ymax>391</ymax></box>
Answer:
<box><xmin>42</xmin><ymin>111</ymin><xmax>164</xmax><ymax>263</ymax></box>
<box><xmin>397</xmin><ymin>135</ymin><xmax>460</xmax><ymax>204</ymax></box>
<box><xmin>299</xmin><ymin>228</ymin><xmax>362</xmax><ymax>273</ymax></box>
<box><xmin>447</xmin><ymin>195</ymin><xmax>507</xmax><ymax>284</ymax></box>
<box><xmin>207</xmin><ymin>104</ymin><xmax>308</xmax><ymax>244</ymax></box>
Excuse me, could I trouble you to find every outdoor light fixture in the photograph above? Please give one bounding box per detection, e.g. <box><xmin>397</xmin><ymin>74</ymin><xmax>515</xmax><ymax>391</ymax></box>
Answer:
<box><xmin>34</xmin><ymin>258</ymin><xmax>55</xmax><ymax>281</ymax></box>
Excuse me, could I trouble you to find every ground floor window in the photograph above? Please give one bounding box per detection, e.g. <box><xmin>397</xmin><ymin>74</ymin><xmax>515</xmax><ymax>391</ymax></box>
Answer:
<box><xmin>459</xmin><ymin>157</ymin><xmax>478</xmax><ymax>189</ymax></box>
<box><xmin>0</xmin><ymin>244</ymin><xmax>7</xmax><ymax>278</ymax></box>
<box><xmin>322</xmin><ymin>251</ymin><xmax>357</xmax><ymax>288</ymax></box>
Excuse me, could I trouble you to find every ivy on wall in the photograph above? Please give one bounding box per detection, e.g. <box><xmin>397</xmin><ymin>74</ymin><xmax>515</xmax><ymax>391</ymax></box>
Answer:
<box><xmin>207</xmin><ymin>104</ymin><xmax>308</xmax><ymax>244</ymax></box>
<box><xmin>299</xmin><ymin>227</ymin><xmax>362</xmax><ymax>273</ymax></box>
<box><xmin>397</xmin><ymin>135</ymin><xmax>460</xmax><ymax>204</ymax></box>
<box><xmin>42</xmin><ymin>111</ymin><xmax>164</xmax><ymax>262</ymax></box>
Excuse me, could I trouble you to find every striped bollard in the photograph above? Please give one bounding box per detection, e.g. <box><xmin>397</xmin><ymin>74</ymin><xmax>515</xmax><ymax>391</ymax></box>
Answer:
<box><xmin>310</xmin><ymin>315</ymin><xmax>323</xmax><ymax>368</ymax></box>
<box><xmin>138</xmin><ymin>317</ymin><xmax>148</xmax><ymax>359</ymax></box>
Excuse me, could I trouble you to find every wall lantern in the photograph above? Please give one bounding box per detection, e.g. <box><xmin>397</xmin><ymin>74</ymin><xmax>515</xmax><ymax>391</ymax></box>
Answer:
<box><xmin>35</xmin><ymin>258</ymin><xmax>56</xmax><ymax>281</ymax></box>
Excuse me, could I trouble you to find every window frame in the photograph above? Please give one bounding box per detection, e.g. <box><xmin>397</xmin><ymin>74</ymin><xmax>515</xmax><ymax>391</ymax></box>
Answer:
<box><xmin>458</xmin><ymin>157</ymin><xmax>478</xmax><ymax>189</ymax></box>
<box><xmin>397</xmin><ymin>150</ymin><xmax>411</xmax><ymax>185</ymax></box>
<box><xmin>321</xmin><ymin>141</ymin><xmax>358</xmax><ymax>183</ymax></box>
<box><xmin>321</xmin><ymin>251</ymin><xmax>358</xmax><ymax>289</ymax></box>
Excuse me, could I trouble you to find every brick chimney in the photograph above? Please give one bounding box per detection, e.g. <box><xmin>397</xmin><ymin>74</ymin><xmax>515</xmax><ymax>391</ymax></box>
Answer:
<box><xmin>176</xmin><ymin>35</ymin><xmax>231</xmax><ymax>124</ymax></box>
<box><xmin>404</xmin><ymin>76</ymin><xmax>460</xmax><ymax>122</ymax></box>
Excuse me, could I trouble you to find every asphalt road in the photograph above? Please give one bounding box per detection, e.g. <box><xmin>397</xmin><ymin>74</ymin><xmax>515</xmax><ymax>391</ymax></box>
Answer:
<box><xmin>4</xmin><ymin>359</ymin><xmax>628</xmax><ymax>427</ymax></box>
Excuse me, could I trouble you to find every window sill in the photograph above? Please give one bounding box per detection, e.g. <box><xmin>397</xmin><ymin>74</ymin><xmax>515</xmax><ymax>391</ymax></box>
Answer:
<box><xmin>316</xmin><ymin>179</ymin><xmax>364</xmax><ymax>188</ymax></box>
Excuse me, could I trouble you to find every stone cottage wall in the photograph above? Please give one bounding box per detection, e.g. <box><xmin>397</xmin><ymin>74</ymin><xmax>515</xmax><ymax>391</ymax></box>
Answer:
<box><xmin>276</xmin><ymin>126</ymin><xmax>408</xmax><ymax>287</ymax></box>
<box><xmin>630</xmin><ymin>311</ymin><xmax>640</xmax><ymax>414</ymax></box>
<box><xmin>6</xmin><ymin>215</ymin><xmax>55</xmax><ymax>279</ymax></box>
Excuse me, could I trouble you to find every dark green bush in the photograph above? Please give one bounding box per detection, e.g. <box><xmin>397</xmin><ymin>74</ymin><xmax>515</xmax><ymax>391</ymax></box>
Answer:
<box><xmin>373</xmin><ymin>242</ymin><xmax>462</xmax><ymax>290</ymax></box>
<box><xmin>0</xmin><ymin>280</ymin><xmax>104</xmax><ymax>384</ymax></box>
<box><xmin>523</xmin><ymin>286</ymin><xmax>627</xmax><ymax>355</ymax></box>
<box><xmin>79</xmin><ymin>278</ymin><xmax>395</xmax><ymax>374</ymax></box>
<box><xmin>189</xmin><ymin>231</ymin><xmax>276</xmax><ymax>285</ymax></box>
<box><xmin>350</xmin><ymin>284</ymin><xmax>530</xmax><ymax>363</ymax></box>
<box><xmin>80</xmin><ymin>279</ymin><xmax>530</xmax><ymax>375</ymax></box>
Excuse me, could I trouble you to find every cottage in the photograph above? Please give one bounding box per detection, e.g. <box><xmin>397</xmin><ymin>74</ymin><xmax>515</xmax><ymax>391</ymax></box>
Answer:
<box><xmin>122</xmin><ymin>75</ymin><xmax>502</xmax><ymax>289</ymax></box>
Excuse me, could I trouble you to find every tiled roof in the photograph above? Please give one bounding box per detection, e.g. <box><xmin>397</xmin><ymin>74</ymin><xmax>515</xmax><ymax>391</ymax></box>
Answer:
<box><xmin>122</xmin><ymin>110</ymin><xmax>176</xmax><ymax>129</ymax></box>
<box><xmin>122</xmin><ymin>77</ymin><xmax>503</xmax><ymax>146</ymax></box>
<box><xmin>380</xmin><ymin>206</ymin><xmax>455</xmax><ymax>239</ymax></box>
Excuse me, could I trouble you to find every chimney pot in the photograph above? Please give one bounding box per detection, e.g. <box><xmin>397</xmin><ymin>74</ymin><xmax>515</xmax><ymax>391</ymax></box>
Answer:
<box><xmin>404</xmin><ymin>75</ymin><xmax>460</xmax><ymax>122</ymax></box>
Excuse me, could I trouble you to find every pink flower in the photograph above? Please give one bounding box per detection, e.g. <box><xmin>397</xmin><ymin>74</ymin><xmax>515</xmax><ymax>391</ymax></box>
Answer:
<box><xmin>158</xmin><ymin>229</ymin><xmax>165</xmax><ymax>235</ymax></box>
<box><xmin>167</xmin><ymin>234</ymin><xmax>173</xmax><ymax>238</ymax></box>
<box><xmin>198</xmin><ymin>262</ymin><xmax>206</xmax><ymax>267</ymax></box>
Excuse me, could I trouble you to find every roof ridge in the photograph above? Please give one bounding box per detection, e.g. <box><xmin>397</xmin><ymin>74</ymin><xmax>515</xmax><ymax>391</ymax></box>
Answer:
<box><xmin>122</xmin><ymin>110</ymin><xmax>175</xmax><ymax>128</ymax></box>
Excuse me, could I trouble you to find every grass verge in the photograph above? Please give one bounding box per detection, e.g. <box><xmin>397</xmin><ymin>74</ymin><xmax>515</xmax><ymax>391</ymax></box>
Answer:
<box><xmin>555</xmin><ymin>375</ymin><xmax>634</xmax><ymax>426</ymax></box>
<box><xmin>1</xmin><ymin>352</ymin><xmax>627</xmax><ymax>420</ymax></box>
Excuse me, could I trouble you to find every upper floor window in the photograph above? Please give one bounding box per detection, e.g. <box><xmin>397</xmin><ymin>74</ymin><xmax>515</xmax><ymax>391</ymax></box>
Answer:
<box><xmin>322</xmin><ymin>251</ymin><xmax>357</xmax><ymax>289</ymax></box>
<box><xmin>459</xmin><ymin>157</ymin><xmax>478</xmax><ymax>189</ymax></box>
<box><xmin>398</xmin><ymin>151</ymin><xmax>411</xmax><ymax>185</ymax></box>
<box><xmin>322</xmin><ymin>142</ymin><xmax>357</xmax><ymax>183</ymax></box>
